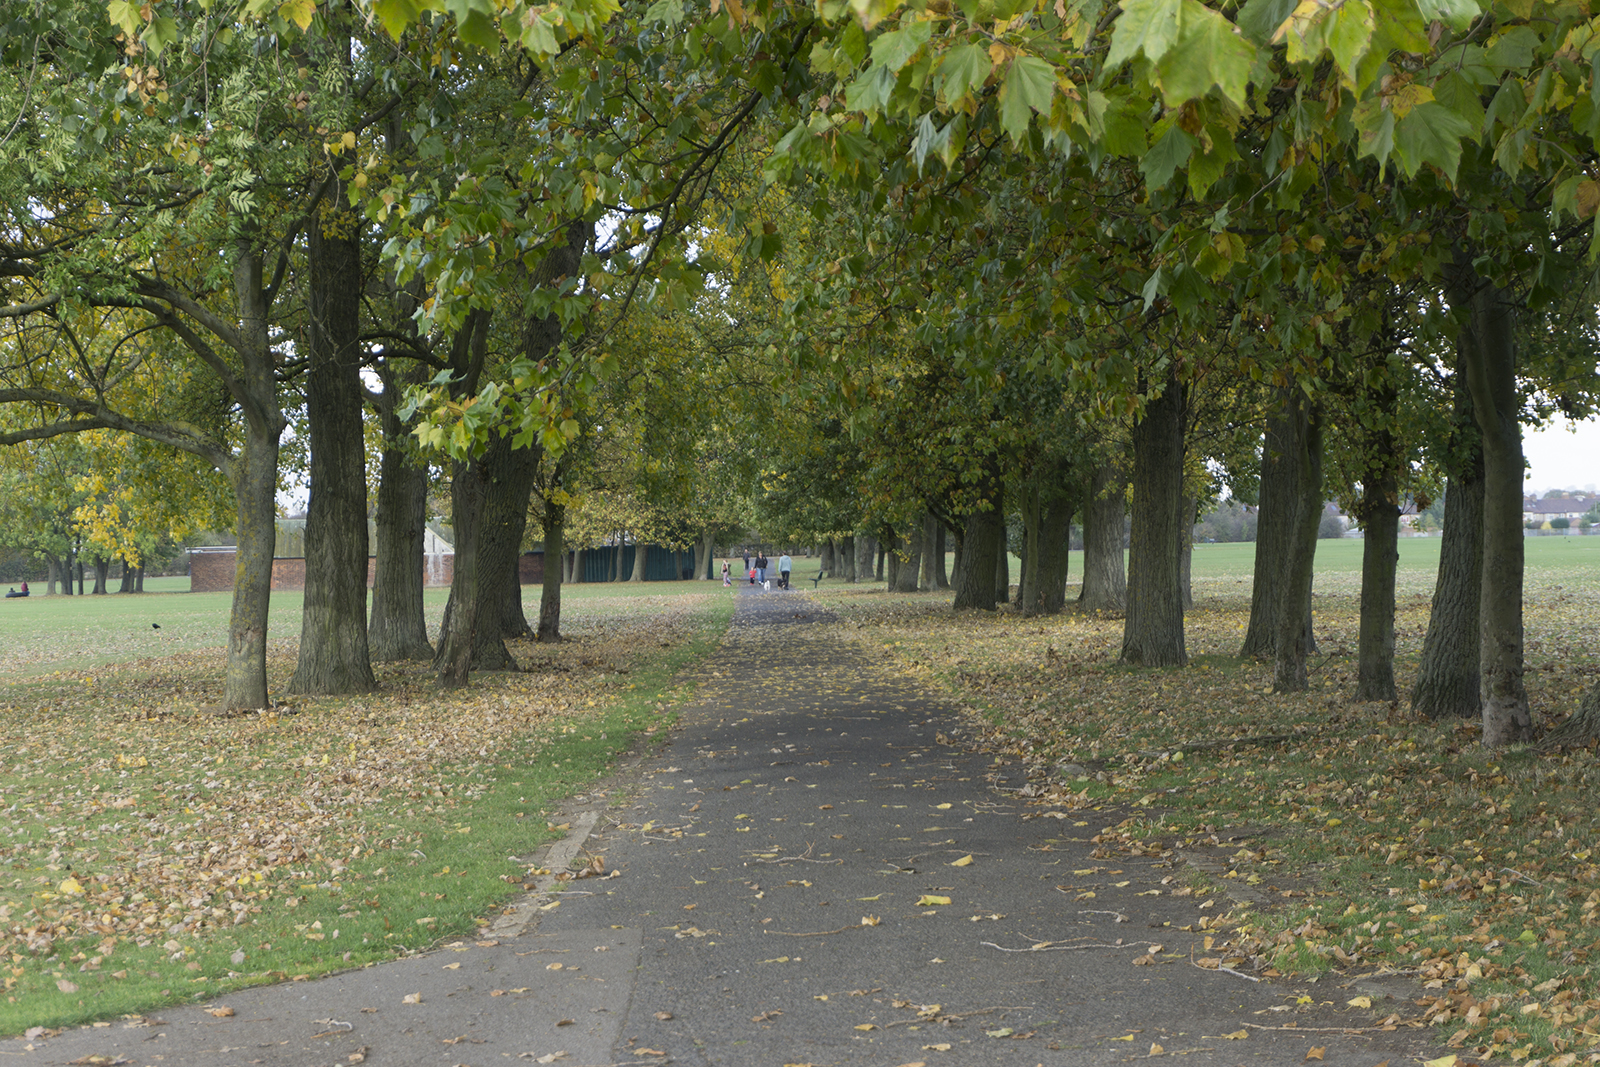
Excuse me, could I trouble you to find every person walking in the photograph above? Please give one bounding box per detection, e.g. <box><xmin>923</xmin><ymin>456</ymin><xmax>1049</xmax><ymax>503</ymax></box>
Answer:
<box><xmin>778</xmin><ymin>552</ymin><xmax>792</xmax><ymax>589</ymax></box>
<box><xmin>721</xmin><ymin>561</ymin><xmax>732</xmax><ymax>587</ymax></box>
<box><xmin>755</xmin><ymin>552</ymin><xmax>768</xmax><ymax>585</ymax></box>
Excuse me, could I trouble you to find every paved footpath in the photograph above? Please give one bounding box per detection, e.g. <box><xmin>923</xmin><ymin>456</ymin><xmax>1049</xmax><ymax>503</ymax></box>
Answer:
<box><xmin>13</xmin><ymin>589</ymin><xmax>1452</xmax><ymax>1067</ymax></box>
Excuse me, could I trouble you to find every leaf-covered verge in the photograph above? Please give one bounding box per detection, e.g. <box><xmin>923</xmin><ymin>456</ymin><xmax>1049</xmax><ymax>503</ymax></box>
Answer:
<box><xmin>0</xmin><ymin>590</ymin><xmax>733</xmax><ymax>1036</ymax></box>
<box><xmin>820</xmin><ymin>538</ymin><xmax>1600</xmax><ymax>1067</ymax></box>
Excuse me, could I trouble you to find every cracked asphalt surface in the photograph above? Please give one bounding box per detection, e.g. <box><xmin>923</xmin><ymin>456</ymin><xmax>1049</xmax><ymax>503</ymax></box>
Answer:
<box><xmin>10</xmin><ymin>587</ymin><xmax>1453</xmax><ymax>1066</ymax></box>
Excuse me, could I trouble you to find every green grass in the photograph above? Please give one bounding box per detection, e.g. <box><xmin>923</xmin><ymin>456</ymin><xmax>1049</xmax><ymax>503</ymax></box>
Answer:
<box><xmin>0</xmin><ymin>578</ymin><xmax>735</xmax><ymax>1034</ymax></box>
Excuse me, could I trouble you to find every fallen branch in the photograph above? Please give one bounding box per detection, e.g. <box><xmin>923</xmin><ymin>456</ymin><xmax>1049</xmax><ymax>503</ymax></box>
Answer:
<box><xmin>765</xmin><ymin>921</ymin><xmax>876</xmax><ymax>937</ymax></box>
<box><xmin>981</xmin><ymin>937</ymin><xmax>1161</xmax><ymax>953</ymax></box>
<box><xmin>1191</xmin><ymin>947</ymin><xmax>1259</xmax><ymax>982</ymax></box>
<box><xmin>1242</xmin><ymin>1021</ymin><xmax>1417</xmax><ymax>1034</ymax></box>
<box><xmin>752</xmin><ymin>855</ymin><xmax>844</xmax><ymax>865</ymax></box>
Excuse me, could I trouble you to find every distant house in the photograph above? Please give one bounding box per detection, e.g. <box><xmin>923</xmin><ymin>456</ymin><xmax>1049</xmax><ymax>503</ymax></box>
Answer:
<box><xmin>1523</xmin><ymin>494</ymin><xmax>1596</xmax><ymax>524</ymax></box>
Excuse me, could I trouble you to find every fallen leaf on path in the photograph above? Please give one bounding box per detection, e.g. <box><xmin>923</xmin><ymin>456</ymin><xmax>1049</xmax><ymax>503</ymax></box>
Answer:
<box><xmin>987</xmin><ymin>1027</ymin><xmax>1014</xmax><ymax>1038</ymax></box>
<box><xmin>1149</xmin><ymin>1042</ymin><xmax>1164</xmax><ymax>1054</ymax></box>
<box><xmin>855</xmin><ymin>1023</ymin><xmax>877</xmax><ymax>1030</ymax></box>
<box><xmin>1421</xmin><ymin>1057</ymin><xmax>1457</xmax><ymax>1067</ymax></box>
<box><xmin>206</xmin><ymin>1006</ymin><xmax>234</xmax><ymax>1018</ymax></box>
<box><xmin>67</xmin><ymin>1057</ymin><xmax>128</xmax><ymax>1066</ymax></box>
<box><xmin>1305</xmin><ymin>1048</ymin><xmax>1325</xmax><ymax>1061</ymax></box>
<box><xmin>402</xmin><ymin>992</ymin><xmax>422</xmax><ymax>1004</ymax></box>
<box><xmin>442</xmin><ymin>962</ymin><xmax>461</xmax><ymax>970</ymax></box>
<box><xmin>1347</xmin><ymin>995</ymin><xmax>1372</xmax><ymax>1008</ymax></box>
<box><xmin>915</xmin><ymin>895</ymin><xmax>951</xmax><ymax>906</ymax></box>
<box><xmin>923</xmin><ymin>1043</ymin><xmax>952</xmax><ymax>1050</ymax></box>
<box><xmin>347</xmin><ymin>1048</ymin><xmax>368</xmax><ymax>1063</ymax></box>
<box><xmin>951</xmin><ymin>855</ymin><xmax>974</xmax><ymax>867</ymax></box>
<box><xmin>654</xmin><ymin>1011</ymin><xmax>673</xmax><ymax>1020</ymax></box>
<box><xmin>1220</xmin><ymin>1029</ymin><xmax>1247</xmax><ymax>1039</ymax></box>
<box><xmin>556</xmin><ymin>1019</ymin><xmax>574</xmax><ymax>1027</ymax></box>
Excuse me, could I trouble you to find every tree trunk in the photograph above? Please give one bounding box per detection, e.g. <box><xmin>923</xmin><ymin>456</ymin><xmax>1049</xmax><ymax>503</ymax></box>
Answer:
<box><xmin>699</xmin><ymin>528</ymin><xmax>717</xmax><ymax>579</ymax></box>
<box><xmin>630</xmin><ymin>541</ymin><xmax>648</xmax><ymax>582</ymax></box>
<box><xmin>1121</xmin><ymin>373</ymin><xmax>1188</xmax><ymax>667</ymax></box>
<box><xmin>1458</xmin><ymin>268</ymin><xmax>1531</xmax><ymax>746</ymax></box>
<box><xmin>290</xmin><ymin>213</ymin><xmax>375</xmax><ymax>696</ymax></box>
<box><xmin>1354</xmin><ymin>427</ymin><xmax>1401</xmax><ymax>702</ymax></box>
<box><xmin>1273</xmin><ymin>391</ymin><xmax>1323</xmax><ymax>692</ymax></box>
<box><xmin>891</xmin><ymin>523</ymin><xmax>922</xmax><ymax>592</ymax></box>
<box><xmin>46</xmin><ymin>556</ymin><xmax>60</xmax><ymax>596</ymax></box>
<box><xmin>369</xmin><ymin>363</ymin><xmax>434</xmax><ymax>662</ymax></box>
<box><xmin>1412</xmin><ymin>372</ymin><xmax>1483</xmax><ymax>719</ymax></box>
<box><xmin>134</xmin><ymin>564</ymin><xmax>144</xmax><ymax>592</ymax></box>
<box><xmin>1178</xmin><ymin>494</ymin><xmax>1195</xmax><ymax>609</ymax></box>
<box><xmin>919</xmin><ymin>514</ymin><xmax>938</xmax><ymax>591</ymax></box>
<box><xmin>571</xmin><ymin>547</ymin><xmax>586</xmax><ymax>584</ymax></box>
<box><xmin>222</xmin><ymin>239</ymin><xmax>287</xmax><ymax>711</ymax></box>
<box><xmin>950</xmin><ymin>526</ymin><xmax>965</xmax><ymax>589</ymax></box>
<box><xmin>841</xmin><ymin>534</ymin><xmax>857</xmax><ymax>581</ymax></box>
<box><xmin>931</xmin><ymin>524</ymin><xmax>948</xmax><ymax>589</ymax></box>
<box><xmin>91</xmin><ymin>556</ymin><xmax>109</xmax><ymax>594</ymax></box>
<box><xmin>1080</xmin><ymin>461</ymin><xmax>1126</xmax><ymax>611</ymax></box>
<box><xmin>954</xmin><ymin>473</ymin><xmax>1003</xmax><ymax>611</ymax></box>
<box><xmin>484</xmin><ymin>442</ymin><xmax>538</xmax><ymax>642</ymax></box>
<box><xmin>435</xmin><ymin>454</ymin><xmax>483</xmax><ymax>687</ymax></box>
<box><xmin>117</xmin><ymin>560</ymin><xmax>135</xmax><ymax>593</ymax></box>
<box><xmin>1021</xmin><ymin>493</ymin><xmax>1072</xmax><ymax>617</ymax></box>
<box><xmin>538</xmin><ymin>497</ymin><xmax>564</xmax><ymax>642</ymax></box>
<box><xmin>1241</xmin><ymin>386</ymin><xmax>1314</xmax><ymax>659</ymax></box>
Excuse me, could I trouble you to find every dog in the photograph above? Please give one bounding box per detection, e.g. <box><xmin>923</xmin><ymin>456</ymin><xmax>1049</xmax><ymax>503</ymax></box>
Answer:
<box><xmin>763</xmin><ymin>580</ymin><xmax>771</xmax><ymax>591</ymax></box>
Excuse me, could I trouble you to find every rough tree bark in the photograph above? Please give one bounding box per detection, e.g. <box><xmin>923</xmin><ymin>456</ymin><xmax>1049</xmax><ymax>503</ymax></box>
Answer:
<box><xmin>1177</xmin><ymin>494</ymin><xmax>1195</xmax><ymax>610</ymax></box>
<box><xmin>1241</xmin><ymin>386</ymin><xmax>1316</xmax><ymax>660</ymax></box>
<box><xmin>954</xmin><ymin>471</ymin><xmax>1003</xmax><ymax>611</ymax></box>
<box><xmin>841</xmin><ymin>534</ymin><xmax>857</xmax><ymax>581</ymax></box>
<box><xmin>919</xmin><ymin>514</ymin><xmax>939</xmax><ymax>591</ymax></box>
<box><xmin>1273</xmin><ymin>389</ymin><xmax>1323</xmax><ymax>693</ymax></box>
<box><xmin>290</xmin><ymin>200</ymin><xmax>376</xmax><ymax>696</ymax></box>
<box><xmin>630</xmin><ymin>541</ymin><xmax>648</xmax><ymax>582</ymax></box>
<box><xmin>1020</xmin><ymin>488</ymin><xmax>1072</xmax><ymax>617</ymax></box>
<box><xmin>1079</xmin><ymin>461</ymin><xmax>1126</xmax><ymax>611</ymax></box>
<box><xmin>368</xmin><ymin>361</ymin><xmax>434</xmax><ymax>662</ymax></box>
<box><xmin>1412</xmin><ymin>364</ymin><xmax>1483</xmax><ymax>718</ymax></box>
<box><xmin>1455</xmin><ymin>262</ymin><xmax>1531</xmax><ymax>746</ymax></box>
<box><xmin>538</xmin><ymin>496</ymin><xmax>564</xmax><ymax>642</ymax></box>
<box><xmin>1354</xmin><ymin>423</ymin><xmax>1401</xmax><ymax>702</ymax></box>
<box><xmin>891</xmin><ymin>523</ymin><xmax>923</xmax><ymax>593</ymax></box>
<box><xmin>1121</xmin><ymin>373</ymin><xmax>1188</xmax><ymax>667</ymax></box>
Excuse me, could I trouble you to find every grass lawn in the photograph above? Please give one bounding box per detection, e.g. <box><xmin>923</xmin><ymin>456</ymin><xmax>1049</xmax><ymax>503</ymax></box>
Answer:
<box><xmin>0</xmin><ymin>577</ymin><xmax>736</xmax><ymax>1034</ymax></box>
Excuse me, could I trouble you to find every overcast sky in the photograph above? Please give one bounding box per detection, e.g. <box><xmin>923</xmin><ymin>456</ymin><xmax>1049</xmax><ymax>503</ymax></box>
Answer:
<box><xmin>1524</xmin><ymin>416</ymin><xmax>1600</xmax><ymax>494</ymax></box>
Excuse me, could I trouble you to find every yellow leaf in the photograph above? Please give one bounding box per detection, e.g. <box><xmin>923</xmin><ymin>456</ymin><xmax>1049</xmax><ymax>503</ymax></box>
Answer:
<box><xmin>1305</xmin><ymin>1048</ymin><xmax>1325</xmax><ymax>1061</ymax></box>
<box><xmin>922</xmin><ymin>1044</ymin><xmax>951</xmax><ymax>1051</ymax></box>
<box><xmin>340</xmin><ymin>131</ymin><xmax>356</xmax><ymax>150</ymax></box>
<box><xmin>1222</xmin><ymin>1029</ymin><xmax>1247</xmax><ymax>1039</ymax></box>
<box><xmin>1112</xmin><ymin>1034</ymin><xmax>1136</xmax><ymax>1041</ymax></box>
<box><xmin>950</xmin><ymin>855</ymin><xmax>975</xmax><ymax>867</ymax></box>
<box><xmin>916</xmin><ymin>895</ymin><xmax>951</xmax><ymax>906</ymax></box>
<box><xmin>1347</xmin><ymin>995</ymin><xmax>1372</xmax><ymax>1008</ymax></box>
<box><xmin>1421</xmin><ymin>1057</ymin><xmax>1458</xmax><ymax>1067</ymax></box>
<box><xmin>1149</xmin><ymin>1043</ymin><xmax>1165</xmax><ymax>1055</ymax></box>
<box><xmin>855</xmin><ymin>1023</ymin><xmax>877</xmax><ymax>1030</ymax></box>
<box><xmin>442</xmin><ymin>962</ymin><xmax>460</xmax><ymax>970</ymax></box>
<box><xmin>402</xmin><ymin>992</ymin><xmax>422</xmax><ymax>1004</ymax></box>
<box><xmin>58</xmin><ymin>876</ymin><xmax>85</xmax><ymax>895</ymax></box>
<box><xmin>936</xmin><ymin>803</ymin><xmax>951</xmax><ymax>809</ymax></box>
<box><xmin>278</xmin><ymin>0</ymin><xmax>315</xmax><ymax>29</ymax></box>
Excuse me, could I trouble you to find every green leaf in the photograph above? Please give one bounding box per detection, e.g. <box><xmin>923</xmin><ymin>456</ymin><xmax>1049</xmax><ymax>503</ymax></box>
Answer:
<box><xmin>998</xmin><ymin>55</ymin><xmax>1056</xmax><ymax>140</ymax></box>
<box><xmin>1352</xmin><ymin>95</ymin><xmax>1395</xmax><ymax>170</ymax></box>
<box><xmin>1484</xmin><ymin>25</ymin><xmax>1539</xmax><ymax>71</ymax></box>
<box><xmin>141</xmin><ymin>15</ymin><xmax>178</xmax><ymax>56</ymax></box>
<box><xmin>1155</xmin><ymin>0</ymin><xmax>1256</xmax><ymax>107</ymax></box>
<box><xmin>868</xmin><ymin>18</ymin><xmax>932</xmax><ymax>72</ymax></box>
<box><xmin>1236</xmin><ymin>0</ymin><xmax>1296</xmax><ymax>45</ymax></box>
<box><xmin>1141</xmin><ymin>267</ymin><xmax>1165</xmax><ymax>311</ymax></box>
<box><xmin>1140</xmin><ymin>122</ymin><xmax>1195</xmax><ymax>189</ymax></box>
<box><xmin>643</xmin><ymin>0</ymin><xmax>685</xmax><ymax>24</ymax></box>
<box><xmin>1106</xmin><ymin>0</ymin><xmax>1183</xmax><ymax>69</ymax></box>
<box><xmin>1392</xmin><ymin>100</ymin><xmax>1473</xmax><ymax>180</ymax></box>
<box><xmin>935</xmin><ymin>43</ymin><xmax>992</xmax><ymax>106</ymax></box>
<box><xmin>1187</xmin><ymin>125</ymin><xmax>1241</xmax><ymax>198</ymax></box>
<box><xmin>278</xmin><ymin>0</ymin><xmax>315</xmax><ymax>29</ymax></box>
<box><xmin>1413</xmin><ymin>0</ymin><xmax>1480</xmax><ymax>33</ymax></box>
<box><xmin>372</xmin><ymin>0</ymin><xmax>432</xmax><ymax>38</ymax></box>
<box><xmin>1098</xmin><ymin>94</ymin><xmax>1147</xmax><ymax>157</ymax></box>
<box><xmin>106</xmin><ymin>0</ymin><xmax>140</xmax><ymax>37</ymax></box>
<box><xmin>1324</xmin><ymin>0</ymin><xmax>1374</xmax><ymax>76</ymax></box>
<box><xmin>446</xmin><ymin>0</ymin><xmax>500</xmax><ymax>49</ymax></box>
<box><xmin>1432</xmin><ymin>70</ymin><xmax>1485</xmax><ymax>138</ymax></box>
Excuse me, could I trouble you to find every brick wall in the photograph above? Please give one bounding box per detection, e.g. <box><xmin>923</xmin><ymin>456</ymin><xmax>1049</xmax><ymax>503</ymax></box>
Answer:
<box><xmin>187</xmin><ymin>549</ymin><xmax>455</xmax><ymax>592</ymax></box>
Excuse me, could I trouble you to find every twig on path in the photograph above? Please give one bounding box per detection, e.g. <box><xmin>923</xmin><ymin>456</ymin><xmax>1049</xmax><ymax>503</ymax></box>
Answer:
<box><xmin>1077</xmin><ymin>909</ymin><xmax>1129</xmax><ymax>923</ymax></box>
<box><xmin>1242</xmin><ymin>1021</ymin><xmax>1417</xmax><ymax>1034</ymax></box>
<box><xmin>1191</xmin><ymin>947</ymin><xmax>1260</xmax><ymax>982</ymax></box>
<box><xmin>881</xmin><ymin>1005</ymin><xmax>1033</xmax><ymax>1028</ymax></box>
<box><xmin>765</xmin><ymin>920</ymin><xmax>878</xmax><ymax>937</ymax></box>
<box><xmin>981</xmin><ymin>936</ymin><xmax>1161</xmax><ymax>953</ymax></box>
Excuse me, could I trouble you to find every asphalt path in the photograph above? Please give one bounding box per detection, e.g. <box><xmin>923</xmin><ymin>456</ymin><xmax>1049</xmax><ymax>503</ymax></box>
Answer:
<box><xmin>11</xmin><ymin>586</ymin><xmax>1453</xmax><ymax>1067</ymax></box>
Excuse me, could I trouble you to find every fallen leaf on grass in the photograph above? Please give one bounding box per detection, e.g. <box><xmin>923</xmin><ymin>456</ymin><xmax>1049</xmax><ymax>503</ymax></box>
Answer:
<box><xmin>57</xmin><ymin>979</ymin><xmax>79</xmax><ymax>993</ymax></box>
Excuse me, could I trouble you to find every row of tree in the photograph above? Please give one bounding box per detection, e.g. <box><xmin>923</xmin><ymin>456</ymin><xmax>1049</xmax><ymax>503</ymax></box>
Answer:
<box><xmin>1</xmin><ymin>0</ymin><xmax>1597</xmax><ymax>748</ymax></box>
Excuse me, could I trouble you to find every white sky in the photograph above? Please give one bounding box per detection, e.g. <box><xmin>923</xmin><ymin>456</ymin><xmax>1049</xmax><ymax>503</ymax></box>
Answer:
<box><xmin>1524</xmin><ymin>416</ymin><xmax>1600</xmax><ymax>494</ymax></box>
